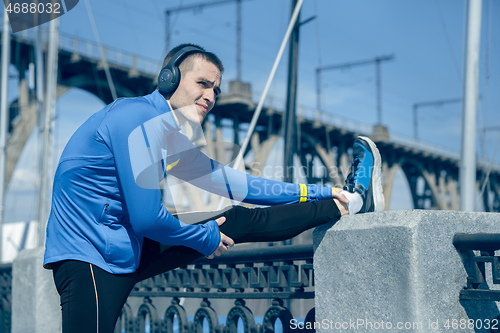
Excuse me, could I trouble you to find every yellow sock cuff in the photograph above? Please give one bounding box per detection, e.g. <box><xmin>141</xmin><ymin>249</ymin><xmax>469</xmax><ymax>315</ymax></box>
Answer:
<box><xmin>299</xmin><ymin>184</ymin><xmax>307</xmax><ymax>203</ymax></box>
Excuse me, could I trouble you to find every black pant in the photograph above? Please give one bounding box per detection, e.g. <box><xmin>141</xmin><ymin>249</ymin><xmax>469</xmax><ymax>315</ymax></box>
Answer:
<box><xmin>52</xmin><ymin>199</ymin><xmax>340</xmax><ymax>333</ymax></box>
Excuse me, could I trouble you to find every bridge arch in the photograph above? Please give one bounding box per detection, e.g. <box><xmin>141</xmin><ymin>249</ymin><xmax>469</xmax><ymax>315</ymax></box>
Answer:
<box><xmin>398</xmin><ymin>157</ymin><xmax>459</xmax><ymax>210</ymax></box>
<box><xmin>4</xmin><ymin>33</ymin><xmax>500</xmax><ymax>213</ymax></box>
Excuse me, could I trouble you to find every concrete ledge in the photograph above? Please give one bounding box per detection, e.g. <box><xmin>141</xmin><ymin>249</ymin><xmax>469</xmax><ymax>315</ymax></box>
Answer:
<box><xmin>12</xmin><ymin>247</ymin><xmax>61</xmax><ymax>333</ymax></box>
<box><xmin>313</xmin><ymin>210</ymin><xmax>500</xmax><ymax>332</ymax></box>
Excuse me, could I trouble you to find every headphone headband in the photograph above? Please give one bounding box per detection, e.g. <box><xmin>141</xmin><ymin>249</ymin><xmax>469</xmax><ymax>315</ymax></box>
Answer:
<box><xmin>166</xmin><ymin>46</ymin><xmax>203</xmax><ymax>70</ymax></box>
<box><xmin>158</xmin><ymin>45</ymin><xmax>204</xmax><ymax>94</ymax></box>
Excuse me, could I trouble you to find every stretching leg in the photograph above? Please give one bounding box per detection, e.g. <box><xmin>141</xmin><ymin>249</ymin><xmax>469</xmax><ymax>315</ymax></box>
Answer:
<box><xmin>136</xmin><ymin>199</ymin><xmax>341</xmax><ymax>281</ymax></box>
<box><xmin>52</xmin><ymin>260</ymin><xmax>137</xmax><ymax>333</ymax></box>
<box><xmin>177</xmin><ymin>198</ymin><xmax>340</xmax><ymax>243</ymax></box>
<box><xmin>54</xmin><ymin>200</ymin><xmax>338</xmax><ymax>332</ymax></box>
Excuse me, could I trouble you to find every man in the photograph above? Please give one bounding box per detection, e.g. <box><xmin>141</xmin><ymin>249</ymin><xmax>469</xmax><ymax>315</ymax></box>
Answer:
<box><xmin>43</xmin><ymin>43</ymin><xmax>384</xmax><ymax>333</ymax></box>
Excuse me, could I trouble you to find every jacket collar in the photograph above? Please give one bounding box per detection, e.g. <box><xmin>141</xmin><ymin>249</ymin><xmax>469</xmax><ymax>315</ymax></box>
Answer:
<box><xmin>144</xmin><ymin>90</ymin><xmax>181</xmax><ymax>132</ymax></box>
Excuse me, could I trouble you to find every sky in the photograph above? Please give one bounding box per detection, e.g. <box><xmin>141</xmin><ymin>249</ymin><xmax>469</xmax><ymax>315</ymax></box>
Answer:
<box><xmin>2</xmin><ymin>0</ymin><xmax>500</xmax><ymax>224</ymax></box>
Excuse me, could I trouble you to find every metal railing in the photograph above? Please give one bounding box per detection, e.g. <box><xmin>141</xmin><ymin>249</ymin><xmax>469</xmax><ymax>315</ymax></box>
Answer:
<box><xmin>0</xmin><ymin>245</ymin><xmax>319</xmax><ymax>333</ymax></box>
<box><xmin>260</xmin><ymin>94</ymin><xmax>500</xmax><ymax>172</ymax></box>
<box><xmin>0</xmin><ymin>264</ymin><xmax>12</xmax><ymax>333</ymax></box>
<box><xmin>453</xmin><ymin>233</ymin><xmax>500</xmax><ymax>301</ymax></box>
<box><xmin>4</xmin><ymin>26</ymin><xmax>161</xmax><ymax>77</ymax></box>
<box><xmin>116</xmin><ymin>244</ymin><xmax>316</xmax><ymax>333</ymax></box>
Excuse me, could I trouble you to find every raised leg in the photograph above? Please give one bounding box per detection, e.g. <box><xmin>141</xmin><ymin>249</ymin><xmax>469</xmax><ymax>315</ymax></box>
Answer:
<box><xmin>136</xmin><ymin>199</ymin><xmax>341</xmax><ymax>281</ymax></box>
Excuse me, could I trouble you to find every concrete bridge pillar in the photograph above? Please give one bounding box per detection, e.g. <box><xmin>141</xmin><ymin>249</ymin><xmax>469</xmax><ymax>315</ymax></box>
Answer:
<box><xmin>338</xmin><ymin>141</ymin><xmax>350</xmax><ymax>183</ymax></box>
<box><xmin>6</xmin><ymin>84</ymin><xmax>70</xmax><ymax>186</ymax></box>
<box><xmin>12</xmin><ymin>247</ymin><xmax>61</xmax><ymax>333</ymax></box>
<box><xmin>313</xmin><ymin>210</ymin><xmax>500</xmax><ymax>332</ymax></box>
<box><xmin>249</xmin><ymin>133</ymin><xmax>279</xmax><ymax>177</ymax></box>
<box><xmin>381</xmin><ymin>156</ymin><xmax>399</xmax><ymax>211</ymax></box>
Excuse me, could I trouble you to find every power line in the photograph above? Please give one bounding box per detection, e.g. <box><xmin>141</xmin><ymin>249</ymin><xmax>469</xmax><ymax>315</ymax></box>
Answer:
<box><xmin>84</xmin><ymin>0</ymin><xmax>117</xmax><ymax>100</ymax></box>
<box><xmin>315</xmin><ymin>55</ymin><xmax>394</xmax><ymax>125</ymax></box>
<box><xmin>165</xmin><ymin>0</ymin><xmax>252</xmax><ymax>79</ymax></box>
<box><xmin>216</xmin><ymin>0</ymin><xmax>304</xmax><ymax>210</ymax></box>
<box><xmin>412</xmin><ymin>98</ymin><xmax>462</xmax><ymax>140</ymax></box>
<box><xmin>434</xmin><ymin>0</ymin><xmax>461</xmax><ymax>83</ymax></box>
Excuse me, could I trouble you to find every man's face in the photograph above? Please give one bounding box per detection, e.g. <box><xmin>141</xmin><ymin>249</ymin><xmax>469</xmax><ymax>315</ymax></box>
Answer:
<box><xmin>168</xmin><ymin>56</ymin><xmax>222</xmax><ymax>126</ymax></box>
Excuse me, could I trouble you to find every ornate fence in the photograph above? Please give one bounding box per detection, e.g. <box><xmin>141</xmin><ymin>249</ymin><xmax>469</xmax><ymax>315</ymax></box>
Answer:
<box><xmin>453</xmin><ymin>233</ymin><xmax>500</xmax><ymax>332</ymax></box>
<box><xmin>115</xmin><ymin>244</ymin><xmax>316</xmax><ymax>333</ymax></box>
<box><xmin>0</xmin><ymin>264</ymin><xmax>12</xmax><ymax>333</ymax></box>
<box><xmin>0</xmin><ymin>245</ymin><xmax>315</xmax><ymax>333</ymax></box>
<box><xmin>453</xmin><ymin>233</ymin><xmax>500</xmax><ymax>302</ymax></box>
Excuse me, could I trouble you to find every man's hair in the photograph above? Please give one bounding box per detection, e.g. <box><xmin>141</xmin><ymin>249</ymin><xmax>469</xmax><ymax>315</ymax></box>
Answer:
<box><xmin>160</xmin><ymin>43</ymin><xmax>224</xmax><ymax>74</ymax></box>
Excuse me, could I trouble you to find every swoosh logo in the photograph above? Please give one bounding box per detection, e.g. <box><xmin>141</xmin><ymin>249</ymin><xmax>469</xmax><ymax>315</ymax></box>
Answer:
<box><xmin>166</xmin><ymin>159</ymin><xmax>180</xmax><ymax>171</ymax></box>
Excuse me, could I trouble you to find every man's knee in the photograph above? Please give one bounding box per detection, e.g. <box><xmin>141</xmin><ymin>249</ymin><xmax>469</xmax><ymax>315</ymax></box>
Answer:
<box><xmin>218</xmin><ymin>205</ymin><xmax>250</xmax><ymax>233</ymax></box>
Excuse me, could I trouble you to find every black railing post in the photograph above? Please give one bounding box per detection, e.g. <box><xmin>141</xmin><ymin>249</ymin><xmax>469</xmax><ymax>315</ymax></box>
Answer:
<box><xmin>122</xmin><ymin>244</ymin><xmax>316</xmax><ymax>333</ymax></box>
<box><xmin>453</xmin><ymin>233</ymin><xmax>500</xmax><ymax>302</ymax></box>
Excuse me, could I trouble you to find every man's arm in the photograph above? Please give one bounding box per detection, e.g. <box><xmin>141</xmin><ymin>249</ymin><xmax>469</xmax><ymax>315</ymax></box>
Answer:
<box><xmin>101</xmin><ymin>98</ymin><xmax>222</xmax><ymax>257</ymax></box>
<box><xmin>166</xmin><ymin>136</ymin><xmax>336</xmax><ymax>206</ymax></box>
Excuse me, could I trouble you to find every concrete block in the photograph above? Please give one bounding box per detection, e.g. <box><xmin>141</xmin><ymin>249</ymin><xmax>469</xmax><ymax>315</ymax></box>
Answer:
<box><xmin>12</xmin><ymin>247</ymin><xmax>61</xmax><ymax>333</ymax></box>
<box><xmin>313</xmin><ymin>210</ymin><xmax>500</xmax><ymax>332</ymax></box>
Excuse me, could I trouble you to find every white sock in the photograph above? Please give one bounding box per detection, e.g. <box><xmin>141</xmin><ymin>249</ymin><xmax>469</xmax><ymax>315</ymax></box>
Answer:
<box><xmin>340</xmin><ymin>190</ymin><xmax>363</xmax><ymax>215</ymax></box>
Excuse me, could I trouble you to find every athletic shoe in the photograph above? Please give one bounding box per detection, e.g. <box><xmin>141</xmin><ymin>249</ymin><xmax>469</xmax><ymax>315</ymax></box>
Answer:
<box><xmin>343</xmin><ymin>136</ymin><xmax>384</xmax><ymax>213</ymax></box>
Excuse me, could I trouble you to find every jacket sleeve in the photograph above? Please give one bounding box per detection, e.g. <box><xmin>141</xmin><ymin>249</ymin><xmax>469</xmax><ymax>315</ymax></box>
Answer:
<box><xmin>99</xmin><ymin>100</ymin><xmax>221</xmax><ymax>256</ymax></box>
<box><xmin>166</xmin><ymin>136</ymin><xmax>333</xmax><ymax>206</ymax></box>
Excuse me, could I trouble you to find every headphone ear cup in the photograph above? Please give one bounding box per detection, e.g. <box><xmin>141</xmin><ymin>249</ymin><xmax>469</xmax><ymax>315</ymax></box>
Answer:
<box><xmin>159</xmin><ymin>45</ymin><xmax>200</xmax><ymax>94</ymax></box>
<box><xmin>169</xmin><ymin>66</ymin><xmax>180</xmax><ymax>92</ymax></box>
<box><xmin>158</xmin><ymin>67</ymin><xmax>176</xmax><ymax>94</ymax></box>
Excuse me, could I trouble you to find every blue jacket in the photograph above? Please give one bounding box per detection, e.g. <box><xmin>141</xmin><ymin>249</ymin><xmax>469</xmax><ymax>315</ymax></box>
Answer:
<box><xmin>43</xmin><ymin>90</ymin><xmax>333</xmax><ymax>274</ymax></box>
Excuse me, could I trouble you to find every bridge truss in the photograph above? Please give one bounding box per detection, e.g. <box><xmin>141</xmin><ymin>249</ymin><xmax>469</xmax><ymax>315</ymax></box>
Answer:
<box><xmin>2</xmin><ymin>29</ymin><xmax>500</xmax><ymax>214</ymax></box>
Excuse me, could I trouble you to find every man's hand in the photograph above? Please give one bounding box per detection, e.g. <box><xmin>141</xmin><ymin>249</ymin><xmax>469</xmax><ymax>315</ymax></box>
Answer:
<box><xmin>207</xmin><ymin>216</ymin><xmax>234</xmax><ymax>259</ymax></box>
<box><xmin>332</xmin><ymin>187</ymin><xmax>349</xmax><ymax>203</ymax></box>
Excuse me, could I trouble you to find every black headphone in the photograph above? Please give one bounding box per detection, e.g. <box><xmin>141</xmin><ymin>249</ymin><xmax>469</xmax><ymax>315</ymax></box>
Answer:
<box><xmin>157</xmin><ymin>45</ymin><xmax>204</xmax><ymax>94</ymax></box>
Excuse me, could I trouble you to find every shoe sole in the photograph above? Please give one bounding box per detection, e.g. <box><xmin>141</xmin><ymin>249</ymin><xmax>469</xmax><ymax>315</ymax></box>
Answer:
<box><xmin>358</xmin><ymin>136</ymin><xmax>385</xmax><ymax>212</ymax></box>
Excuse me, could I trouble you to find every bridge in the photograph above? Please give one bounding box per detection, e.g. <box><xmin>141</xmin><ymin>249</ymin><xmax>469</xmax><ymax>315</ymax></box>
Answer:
<box><xmin>2</xmin><ymin>27</ymin><xmax>500</xmax><ymax>213</ymax></box>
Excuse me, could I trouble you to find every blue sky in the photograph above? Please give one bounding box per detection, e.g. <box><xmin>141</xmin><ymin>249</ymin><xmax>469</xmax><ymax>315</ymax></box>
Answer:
<box><xmin>2</xmin><ymin>0</ymin><xmax>500</xmax><ymax>222</ymax></box>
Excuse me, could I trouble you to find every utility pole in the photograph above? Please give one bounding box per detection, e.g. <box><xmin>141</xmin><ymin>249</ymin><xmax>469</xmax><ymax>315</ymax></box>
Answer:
<box><xmin>37</xmin><ymin>17</ymin><xmax>59</xmax><ymax>247</ymax></box>
<box><xmin>216</xmin><ymin>0</ymin><xmax>304</xmax><ymax>211</ymax></box>
<box><xmin>460</xmin><ymin>0</ymin><xmax>482</xmax><ymax>212</ymax></box>
<box><xmin>31</xmin><ymin>11</ymin><xmax>46</xmax><ymax>247</ymax></box>
<box><xmin>375</xmin><ymin>58</ymin><xmax>383</xmax><ymax>125</ymax></box>
<box><xmin>315</xmin><ymin>55</ymin><xmax>394</xmax><ymax>124</ymax></box>
<box><xmin>0</xmin><ymin>9</ymin><xmax>12</xmax><ymax>262</ymax></box>
<box><xmin>236</xmin><ymin>0</ymin><xmax>241</xmax><ymax>80</ymax></box>
<box><xmin>412</xmin><ymin>98</ymin><xmax>461</xmax><ymax>140</ymax></box>
<box><xmin>165</xmin><ymin>0</ymin><xmax>251</xmax><ymax>79</ymax></box>
<box><xmin>282</xmin><ymin>1</ymin><xmax>315</xmax><ymax>184</ymax></box>
<box><xmin>35</xmin><ymin>23</ymin><xmax>44</xmax><ymax>245</ymax></box>
<box><xmin>283</xmin><ymin>0</ymin><xmax>300</xmax><ymax>184</ymax></box>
